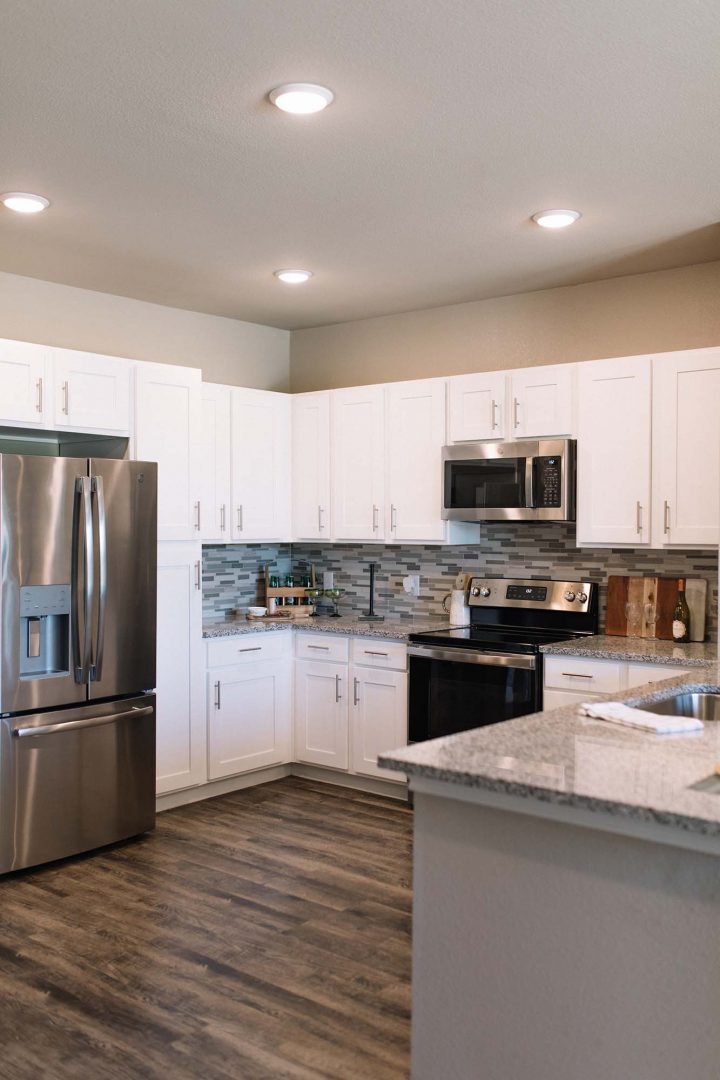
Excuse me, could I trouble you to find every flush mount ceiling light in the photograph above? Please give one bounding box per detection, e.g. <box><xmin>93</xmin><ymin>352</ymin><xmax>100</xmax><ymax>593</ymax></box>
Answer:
<box><xmin>273</xmin><ymin>269</ymin><xmax>313</xmax><ymax>284</ymax></box>
<box><xmin>1</xmin><ymin>192</ymin><xmax>50</xmax><ymax>214</ymax></box>
<box><xmin>531</xmin><ymin>209</ymin><xmax>581</xmax><ymax>229</ymax></box>
<box><xmin>268</xmin><ymin>83</ymin><xmax>334</xmax><ymax>114</ymax></box>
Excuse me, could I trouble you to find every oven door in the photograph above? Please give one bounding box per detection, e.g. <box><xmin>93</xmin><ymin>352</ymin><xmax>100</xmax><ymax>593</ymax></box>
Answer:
<box><xmin>408</xmin><ymin>645</ymin><xmax>539</xmax><ymax>742</ymax></box>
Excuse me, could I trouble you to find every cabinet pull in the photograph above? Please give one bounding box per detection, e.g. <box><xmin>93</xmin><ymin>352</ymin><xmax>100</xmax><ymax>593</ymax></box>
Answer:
<box><xmin>491</xmin><ymin>399</ymin><xmax>499</xmax><ymax>429</ymax></box>
<box><xmin>214</xmin><ymin>680</ymin><xmax>221</xmax><ymax>709</ymax></box>
<box><xmin>353</xmin><ymin>677</ymin><xmax>360</xmax><ymax>705</ymax></box>
<box><xmin>562</xmin><ymin>672</ymin><xmax>594</xmax><ymax>679</ymax></box>
<box><xmin>36</xmin><ymin>377</ymin><xmax>43</xmax><ymax>414</ymax></box>
<box><xmin>391</xmin><ymin>505</ymin><xmax>397</xmax><ymax>531</ymax></box>
<box><xmin>364</xmin><ymin>650</ymin><xmax>388</xmax><ymax>657</ymax></box>
<box><xmin>372</xmin><ymin>505</ymin><xmax>379</xmax><ymax>531</ymax></box>
<box><xmin>237</xmin><ymin>505</ymin><xmax>243</xmax><ymax>531</ymax></box>
<box><xmin>307</xmin><ymin>644</ymin><xmax>329</xmax><ymax>651</ymax></box>
<box><xmin>220</xmin><ymin>504</ymin><xmax>226</xmax><ymax>532</ymax></box>
<box><xmin>62</xmin><ymin>380</ymin><xmax>69</xmax><ymax>415</ymax></box>
<box><xmin>194</xmin><ymin>501</ymin><xmax>201</xmax><ymax>530</ymax></box>
<box><xmin>238</xmin><ymin>646</ymin><xmax>262</xmax><ymax>653</ymax></box>
<box><xmin>195</xmin><ymin>560</ymin><xmax>201</xmax><ymax>590</ymax></box>
<box><xmin>513</xmin><ymin>397</ymin><xmax>520</xmax><ymax>429</ymax></box>
<box><xmin>636</xmin><ymin>501</ymin><xmax>643</xmax><ymax>534</ymax></box>
<box><xmin>663</xmin><ymin>500</ymin><xmax>670</xmax><ymax>535</ymax></box>
<box><xmin>335</xmin><ymin>674</ymin><xmax>342</xmax><ymax>702</ymax></box>
<box><xmin>318</xmin><ymin>505</ymin><xmax>325</xmax><ymax>532</ymax></box>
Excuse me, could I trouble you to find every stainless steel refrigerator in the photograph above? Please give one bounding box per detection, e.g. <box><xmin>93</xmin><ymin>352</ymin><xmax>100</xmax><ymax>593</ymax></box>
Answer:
<box><xmin>0</xmin><ymin>454</ymin><xmax>157</xmax><ymax>873</ymax></box>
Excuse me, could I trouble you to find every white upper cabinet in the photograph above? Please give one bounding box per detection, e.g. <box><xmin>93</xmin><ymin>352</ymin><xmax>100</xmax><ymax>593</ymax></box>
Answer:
<box><xmin>652</xmin><ymin>348</ymin><xmax>720</xmax><ymax>547</ymax></box>
<box><xmin>200</xmin><ymin>383</ymin><xmax>232</xmax><ymax>543</ymax></box>
<box><xmin>231</xmin><ymin>388</ymin><xmax>291</xmax><ymax>541</ymax></box>
<box><xmin>135</xmin><ymin>362</ymin><xmax>202</xmax><ymax>541</ymax></box>
<box><xmin>292</xmin><ymin>391</ymin><xmax>331</xmax><ymax>540</ymax></box>
<box><xmin>507</xmin><ymin>364</ymin><xmax>576</xmax><ymax>439</ymax></box>
<box><xmin>0</xmin><ymin>338</ymin><xmax>49</xmax><ymax>426</ymax></box>
<box><xmin>448</xmin><ymin>371</ymin><xmax>506</xmax><ymax>441</ymax></box>
<box><xmin>52</xmin><ymin>348</ymin><xmax>131</xmax><ymax>433</ymax></box>
<box><xmin>331</xmin><ymin>385</ymin><xmax>385</xmax><ymax>541</ymax></box>
<box><xmin>386</xmin><ymin>379</ymin><xmax>447</xmax><ymax>542</ymax></box>
<box><xmin>577</xmin><ymin>355</ymin><xmax>652</xmax><ymax>546</ymax></box>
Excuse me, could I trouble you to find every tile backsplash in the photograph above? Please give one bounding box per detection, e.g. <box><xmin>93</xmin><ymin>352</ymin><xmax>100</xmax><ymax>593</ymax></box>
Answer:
<box><xmin>203</xmin><ymin>526</ymin><xmax>718</xmax><ymax>640</ymax></box>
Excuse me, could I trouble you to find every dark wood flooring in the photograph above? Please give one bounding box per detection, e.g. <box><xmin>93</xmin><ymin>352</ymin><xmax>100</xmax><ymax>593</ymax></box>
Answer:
<box><xmin>0</xmin><ymin>777</ymin><xmax>413</xmax><ymax>1080</ymax></box>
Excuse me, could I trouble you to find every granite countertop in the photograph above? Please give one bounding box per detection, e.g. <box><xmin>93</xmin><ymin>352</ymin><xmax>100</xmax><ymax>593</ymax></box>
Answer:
<box><xmin>380</xmin><ymin>663</ymin><xmax>720</xmax><ymax>841</ymax></box>
<box><xmin>541</xmin><ymin>634</ymin><xmax>717</xmax><ymax>666</ymax></box>
<box><xmin>203</xmin><ymin>614</ymin><xmax>453</xmax><ymax>641</ymax></box>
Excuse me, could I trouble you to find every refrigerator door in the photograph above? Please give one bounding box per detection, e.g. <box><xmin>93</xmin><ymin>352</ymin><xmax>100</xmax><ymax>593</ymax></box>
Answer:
<box><xmin>0</xmin><ymin>694</ymin><xmax>155</xmax><ymax>873</ymax></box>
<box><xmin>0</xmin><ymin>454</ymin><xmax>90</xmax><ymax>714</ymax></box>
<box><xmin>88</xmin><ymin>459</ymin><xmax>157</xmax><ymax>700</ymax></box>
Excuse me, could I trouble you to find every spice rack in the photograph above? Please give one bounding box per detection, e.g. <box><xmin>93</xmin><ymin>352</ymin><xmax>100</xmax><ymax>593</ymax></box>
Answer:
<box><xmin>261</xmin><ymin>564</ymin><xmax>318</xmax><ymax>620</ymax></box>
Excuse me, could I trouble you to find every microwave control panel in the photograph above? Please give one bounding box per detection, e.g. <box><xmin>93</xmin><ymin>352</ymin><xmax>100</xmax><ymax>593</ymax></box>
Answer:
<box><xmin>535</xmin><ymin>456</ymin><xmax>562</xmax><ymax>507</ymax></box>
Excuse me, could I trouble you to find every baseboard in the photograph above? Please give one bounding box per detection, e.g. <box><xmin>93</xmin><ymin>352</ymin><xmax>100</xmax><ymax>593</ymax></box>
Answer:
<box><xmin>290</xmin><ymin>763</ymin><xmax>408</xmax><ymax>801</ymax></box>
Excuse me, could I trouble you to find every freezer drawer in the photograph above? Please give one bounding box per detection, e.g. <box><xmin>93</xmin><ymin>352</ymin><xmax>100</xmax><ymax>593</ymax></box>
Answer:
<box><xmin>0</xmin><ymin>695</ymin><xmax>156</xmax><ymax>874</ymax></box>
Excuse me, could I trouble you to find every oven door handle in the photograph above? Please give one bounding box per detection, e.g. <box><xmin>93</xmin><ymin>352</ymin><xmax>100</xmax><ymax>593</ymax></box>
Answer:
<box><xmin>407</xmin><ymin>645</ymin><xmax>536</xmax><ymax>670</ymax></box>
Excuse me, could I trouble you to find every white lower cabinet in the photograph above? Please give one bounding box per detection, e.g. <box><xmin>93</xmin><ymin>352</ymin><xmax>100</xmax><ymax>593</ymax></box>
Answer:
<box><xmin>543</xmin><ymin>655</ymin><xmax>693</xmax><ymax>714</ymax></box>
<box><xmin>156</xmin><ymin>542</ymin><xmax>205</xmax><ymax>795</ymax></box>
<box><xmin>208</xmin><ymin>658</ymin><xmax>292</xmax><ymax>779</ymax></box>
<box><xmin>350</xmin><ymin>665</ymin><xmax>407</xmax><ymax>782</ymax></box>
<box><xmin>294</xmin><ymin>658</ymin><xmax>349</xmax><ymax>770</ymax></box>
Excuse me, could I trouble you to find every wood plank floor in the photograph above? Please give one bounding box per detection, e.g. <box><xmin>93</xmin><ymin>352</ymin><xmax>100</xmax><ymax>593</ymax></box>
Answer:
<box><xmin>0</xmin><ymin>777</ymin><xmax>413</xmax><ymax>1080</ymax></box>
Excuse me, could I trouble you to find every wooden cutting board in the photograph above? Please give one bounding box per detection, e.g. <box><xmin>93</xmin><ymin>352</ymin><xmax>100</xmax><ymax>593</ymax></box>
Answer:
<box><xmin>605</xmin><ymin>576</ymin><xmax>706</xmax><ymax>640</ymax></box>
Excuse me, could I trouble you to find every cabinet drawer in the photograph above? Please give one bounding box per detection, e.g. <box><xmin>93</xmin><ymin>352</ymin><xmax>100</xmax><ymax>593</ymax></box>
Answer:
<box><xmin>207</xmin><ymin>631</ymin><xmax>290</xmax><ymax>668</ymax></box>
<box><xmin>295</xmin><ymin>633</ymin><xmax>349</xmax><ymax>664</ymax></box>
<box><xmin>543</xmin><ymin>688</ymin><xmax>608</xmax><ymax>711</ymax></box>
<box><xmin>626</xmin><ymin>662</ymin><xmax>692</xmax><ymax>689</ymax></box>
<box><xmin>544</xmin><ymin>656</ymin><xmax>624</xmax><ymax>693</ymax></box>
<box><xmin>350</xmin><ymin>638</ymin><xmax>407</xmax><ymax>671</ymax></box>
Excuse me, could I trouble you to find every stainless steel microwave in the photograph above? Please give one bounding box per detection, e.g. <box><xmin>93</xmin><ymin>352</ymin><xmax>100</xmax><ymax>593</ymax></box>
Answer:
<box><xmin>442</xmin><ymin>438</ymin><xmax>576</xmax><ymax>522</ymax></box>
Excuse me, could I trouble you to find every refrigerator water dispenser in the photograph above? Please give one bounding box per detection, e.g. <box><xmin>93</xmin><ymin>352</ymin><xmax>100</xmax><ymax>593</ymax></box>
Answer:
<box><xmin>19</xmin><ymin>585</ymin><xmax>71</xmax><ymax>677</ymax></box>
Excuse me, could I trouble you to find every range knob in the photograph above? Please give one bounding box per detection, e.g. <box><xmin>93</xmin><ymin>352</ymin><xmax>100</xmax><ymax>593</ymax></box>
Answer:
<box><xmin>479</xmin><ymin>586</ymin><xmax>491</xmax><ymax>598</ymax></box>
<box><xmin>577</xmin><ymin>592</ymin><xmax>588</xmax><ymax>603</ymax></box>
<box><xmin>564</xmin><ymin>590</ymin><xmax>576</xmax><ymax>602</ymax></box>
<box><xmin>470</xmin><ymin>586</ymin><xmax>481</xmax><ymax>597</ymax></box>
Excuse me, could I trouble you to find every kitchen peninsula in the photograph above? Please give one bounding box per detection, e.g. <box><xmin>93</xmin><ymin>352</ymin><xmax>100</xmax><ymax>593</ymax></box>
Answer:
<box><xmin>381</xmin><ymin>649</ymin><xmax>720</xmax><ymax>1080</ymax></box>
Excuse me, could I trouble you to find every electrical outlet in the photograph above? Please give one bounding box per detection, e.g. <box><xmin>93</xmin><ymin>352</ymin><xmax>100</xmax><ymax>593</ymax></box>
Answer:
<box><xmin>403</xmin><ymin>574</ymin><xmax>420</xmax><ymax>597</ymax></box>
<box><xmin>323</xmin><ymin>571</ymin><xmax>334</xmax><ymax>589</ymax></box>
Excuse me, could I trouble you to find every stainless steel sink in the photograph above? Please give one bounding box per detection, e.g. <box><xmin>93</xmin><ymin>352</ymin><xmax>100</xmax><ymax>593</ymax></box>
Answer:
<box><xmin>642</xmin><ymin>692</ymin><xmax>720</xmax><ymax>722</ymax></box>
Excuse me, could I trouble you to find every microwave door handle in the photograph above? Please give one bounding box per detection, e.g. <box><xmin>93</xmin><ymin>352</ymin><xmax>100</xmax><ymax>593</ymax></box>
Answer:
<box><xmin>525</xmin><ymin>457</ymin><xmax>535</xmax><ymax>509</ymax></box>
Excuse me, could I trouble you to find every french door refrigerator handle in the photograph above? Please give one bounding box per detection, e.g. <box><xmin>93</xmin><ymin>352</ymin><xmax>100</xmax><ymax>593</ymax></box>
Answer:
<box><xmin>14</xmin><ymin>704</ymin><xmax>154</xmax><ymax>738</ymax></box>
<box><xmin>90</xmin><ymin>475</ymin><xmax>107</xmax><ymax>681</ymax></box>
<box><xmin>73</xmin><ymin>476</ymin><xmax>94</xmax><ymax>683</ymax></box>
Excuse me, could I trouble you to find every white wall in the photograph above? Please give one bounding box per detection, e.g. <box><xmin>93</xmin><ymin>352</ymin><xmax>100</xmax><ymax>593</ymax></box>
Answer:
<box><xmin>0</xmin><ymin>271</ymin><xmax>290</xmax><ymax>390</ymax></box>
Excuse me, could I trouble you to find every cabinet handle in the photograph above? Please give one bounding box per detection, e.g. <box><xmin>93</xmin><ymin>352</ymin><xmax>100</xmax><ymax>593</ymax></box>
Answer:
<box><xmin>214</xmin><ymin>680</ymin><xmax>221</xmax><ymax>709</ymax></box>
<box><xmin>372</xmin><ymin>505</ymin><xmax>379</xmax><ymax>531</ymax></box>
<box><xmin>194</xmin><ymin>501</ymin><xmax>201</xmax><ymax>530</ymax></box>
<box><xmin>636</xmin><ymin>501</ymin><xmax>643</xmax><ymax>534</ymax></box>
<box><xmin>36</xmin><ymin>377</ymin><xmax>43</xmax><ymax>414</ymax></box>
<box><xmin>195</xmin><ymin>560</ymin><xmax>201</xmax><ymax>591</ymax></box>
<box><xmin>237</xmin><ymin>505</ymin><xmax>243</xmax><ymax>531</ymax></box>
<box><xmin>318</xmin><ymin>505</ymin><xmax>324</xmax><ymax>532</ymax></box>
<box><xmin>335</xmin><ymin>674</ymin><xmax>342</xmax><ymax>702</ymax></box>
<box><xmin>513</xmin><ymin>397</ymin><xmax>520</xmax><ymax>429</ymax></box>
<box><xmin>663</xmin><ymin>500</ymin><xmax>670</xmax><ymax>535</ymax></box>
<box><xmin>354</xmin><ymin>677</ymin><xmax>360</xmax><ymax>705</ymax></box>
<box><xmin>220</xmin><ymin>504</ymin><xmax>226</xmax><ymax>532</ymax></box>
<box><xmin>491</xmin><ymin>399</ymin><xmax>499</xmax><ymax>429</ymax></box>
<box><xmin>238</xmin><ymin>646</ymin><xmax>262</xmax><ymax>653</ymax></box>
<box><xmin>562</xmin><ymin>672</ymin><xmax>594</xmax><ymax>679</ymax></box>
<box><xmin>391</xmin><ymin>504</ymin><xmax>397</xmax><ymax>531</ymax></box>
<box><xmin>62</xmin><ymin>380</ymin><xmax>69</xmax><ymax>415</ymax></box>
<box><xmin>364</xmin><ymin>650</ymin><xmax>388</xmax><ymax>657</ymax></box>
<box><xmin>307</xmin><ymin>644</ymin><xmax>329</xmax><ymax>651</ymax></box>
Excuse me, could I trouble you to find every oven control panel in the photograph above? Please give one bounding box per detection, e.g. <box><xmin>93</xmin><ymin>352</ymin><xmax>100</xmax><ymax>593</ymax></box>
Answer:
<box><xmin>468</xmin><ymin>577</ymin><xmax>595</xmax><ymax>612</ymax></box>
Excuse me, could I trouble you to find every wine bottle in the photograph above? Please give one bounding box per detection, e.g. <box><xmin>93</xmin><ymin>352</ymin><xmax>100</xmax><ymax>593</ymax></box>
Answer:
<box><xmin>672</xmin><ymin>578</ymin><xmax>691</xmax><ymax>643</ymax></box>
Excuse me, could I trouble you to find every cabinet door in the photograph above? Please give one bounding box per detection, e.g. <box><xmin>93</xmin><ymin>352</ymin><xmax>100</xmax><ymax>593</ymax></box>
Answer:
<box><xmin>448</xmin><ymin>371</ymin><xmax>505</xmax><ymax>441</ymax></box>
<box><xmin>294</xmin><ymin>659</ymin><xmax>349</xmax><ymax>769</ymax></box>
<box><xmin>52</xmin><ymin>348</ymin><xmax>131</xmax><ymax>433</ymax></box>
<box><xmin>156</xmin><ymin>542</ymin><xmax>205</xmax><ymax>794</ymax></box>
<box><xmin>386</xmin><ymin>379</ymin><xmax>447</xmax><ymax>542</ymax></box>
<box><xmin>542</xmin><ymin>688</ymin><xmax>607</xmax><ymax>711</ymax></box>
<box><xmin>331</xmin><ymin>385</ymin><xmax>385</xmax><ymax>540</ymax></box>
<box><xmin>208</xmin><ymin>659</ymin><xmax>291</xmax><ymax>779</ymax></box>
<box><xmin>350</xmin><ymin>666</ymin><xmax>407</xmax><ymax>781</ymax></box>
<box><xmin>576</xmin><ymin>356</ymin><xmax>652</xmax><ymax>545</ymax></box>
<box><xmin>292</xmin><ymin>392</ymin><xmax>331</xmax><ymax>540</ymax></box>
<box><xmin>0</xmin><ymin>338</ymin><xmax>48</xmax><ymax>426</ymax></box>
<box><xmin>200</xmin><ymin>383</ymin><xmax>232</xmax><ymax>542</ymax></box>
<box><xmin>626</xmin><ymin>662</ymin><xmax>692</xmax><ymax>689</ymax></box>
<box><xmin>653</xmin><ymin>349</ymin><xmax>720</xmax><ymax>546</ymax></box>
<box><xmin>508</xmin><ymin>364</ymin><xmax>575</xmax><ymax>439</ymax></box>
<box><xmin>135</xmin><ymin>362</ymin><xmax>202</xmax><ymax>541</ymax></box>
<box><xmin>231</xmin><ymin>389</ymin><xmax>291</xmax><ymax>541</ymax></box>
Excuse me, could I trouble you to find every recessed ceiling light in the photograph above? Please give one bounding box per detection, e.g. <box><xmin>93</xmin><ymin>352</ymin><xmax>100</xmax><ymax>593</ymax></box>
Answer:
<box><xmin>268</xmin><ymin>83</ymin><xmax>334</xmax><ymax>115</ymax></box>
<box><xmin>531</xmin><ymin>209</ymin><xmax>581</xmax><ymax>229</ymax></box>
<box><xmin>1</xmin><ymin>192</ymin><xmax>50</xmax><ymax>214</ymax></box>
<box><xmin>274</xmin><ymin>269</ymin><xmax>313</xmax><ymax>284</ymax></box>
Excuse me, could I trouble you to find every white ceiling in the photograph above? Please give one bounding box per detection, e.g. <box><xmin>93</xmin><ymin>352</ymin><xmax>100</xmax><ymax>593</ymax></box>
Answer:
<box><xmin>1</xmin><ymin>0</ymin><xmax>719</xmax><ymax>331</ymax></box>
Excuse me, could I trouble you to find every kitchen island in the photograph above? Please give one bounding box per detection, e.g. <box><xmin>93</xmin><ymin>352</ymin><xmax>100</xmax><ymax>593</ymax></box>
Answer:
<box><xmin>380</xmin><ymin>651</ymin><xmax>720</xmax><ymax>1080</ymax></box>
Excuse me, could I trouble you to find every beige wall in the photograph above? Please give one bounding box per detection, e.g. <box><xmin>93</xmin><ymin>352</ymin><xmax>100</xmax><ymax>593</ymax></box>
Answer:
<box><xmin>290</xmin><ymin>261</ymin><xmax>720</xmax><ymax>391</ymax></box>
<box><xmin>0</xmin><ymin>271</ymin><xmax>290</xmax><ymax>390</ymax></box>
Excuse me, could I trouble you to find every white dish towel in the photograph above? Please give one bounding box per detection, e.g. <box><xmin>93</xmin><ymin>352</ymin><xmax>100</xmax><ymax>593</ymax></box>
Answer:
<box><xmin>580</xmin><ymin>701</ymin><xmax>704</xmax><ymax>734</ymax></box>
